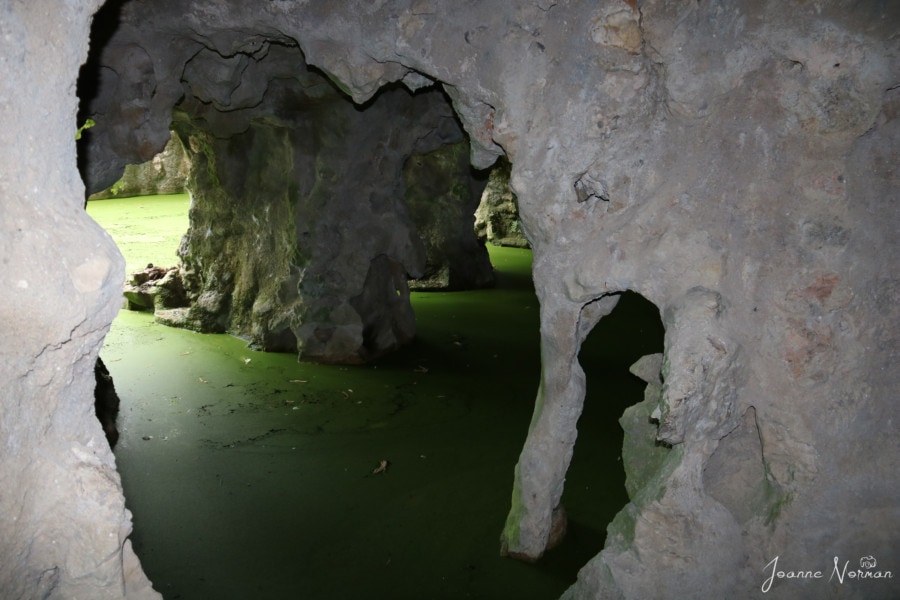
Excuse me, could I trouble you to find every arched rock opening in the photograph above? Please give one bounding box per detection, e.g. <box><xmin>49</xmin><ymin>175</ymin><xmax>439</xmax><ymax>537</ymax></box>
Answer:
<box><xmin>79</xmin><ymin>5</ymin><xmax>496</xmax><ymax>363</ymax></box>
<box><xmin>2</xmin><ymin>1</ymin><xmax>898</xmax><ymax>599</ymax></box>
<box><xmin>500</xmin><ymin>290</ymin><xmax>667</xmax><ymax>565</ymax></box>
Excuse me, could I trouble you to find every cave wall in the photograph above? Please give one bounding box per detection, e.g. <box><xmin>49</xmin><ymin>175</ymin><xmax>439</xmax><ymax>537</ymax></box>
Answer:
<box><xmin>2</xmin><ymin>0</ymin><xmax>898</xmax><ymax>598</ymax></box>
<box><xmin>171</xmin><ymin>71</ymin><xmax>447</xmax><ymax>361</ymax></box>
<box><xmin>405</xmin><ymin>141</ymin><xmax>495</xmax><ymax>290</ymax></box>
<box><xmin>0</xmin><ymin>1</ymin><xmax>159</xmax><ymax>598</ymax></box>
<box><xmin>475</xmin><ymin>157</ymin><xmax>531</xmax><ymax>249</ymax></box>
<box><xmin>89</xmin><ymin>133</ymin><xmax>189</xmax><ymax>199</ymax></box>
<box><xmin>83</xmin><ymin>14</ymin><xmax>494</xmax><ymax>362</ymax></box>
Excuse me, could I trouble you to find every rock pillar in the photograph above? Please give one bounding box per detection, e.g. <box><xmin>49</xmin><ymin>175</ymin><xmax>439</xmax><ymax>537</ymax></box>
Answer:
<box><xmin>171</xmin><ymin>54</ymin><xmax>488</xmax><ymax>361</ymax></box>
<box><xmin>0</xmin><ymin>1</ymin><xmax>159</xmax><ymax>598</ymax></box>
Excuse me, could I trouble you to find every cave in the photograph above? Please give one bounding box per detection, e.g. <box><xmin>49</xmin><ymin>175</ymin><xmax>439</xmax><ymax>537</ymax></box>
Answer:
<box><xmin>87</xmin><ymin>187</ymin><xmax>667</xmax><ymax>596</ymax></box>
<box><xmin>1</xmin><ymin>1</ymin><xmax>898</xmax><ymax>599</ymax></box>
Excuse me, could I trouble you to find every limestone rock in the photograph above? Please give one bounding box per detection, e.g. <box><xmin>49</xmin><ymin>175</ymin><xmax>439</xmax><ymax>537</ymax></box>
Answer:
<box><xmin>3</xmin><ymin>0</ymin><xmax>898</xmax><ymax>598</ymax></box>
<box><xmin>82</xmin><ymin>17</ymin><xmax>498</xmax><ymax>362</ymax></box>
<box><xmin>620</xmin><ymin>353</ymin><xmax>670</xmax><ymax>500</ymax></box>
<box><xmin>0</xmin><ymin>1</ymin><xmax>160</xmax><ymax>598</ymax></box>
<box><xmin>123</xmin><ymin>264</ymin><xmax>188</xmax><ymax>311</ymax></box>
<box><xmin>173</xmin><ymin>76</ymin><xmax>449</xmax><ymax>361</ymax></box>
<box><xmin>405</xmin><ymin>141</ymin><xmax>495</xmax><ymax>290</ymax></box>
<box><xmin>474</xmin><ymin>157</ymin><xmax>530</xmax><ymax>249</ymax></box>
<box><xmin>89</xmin><ymin>133</ymin><xmax>190</xmax><ymax>199</ymax></box>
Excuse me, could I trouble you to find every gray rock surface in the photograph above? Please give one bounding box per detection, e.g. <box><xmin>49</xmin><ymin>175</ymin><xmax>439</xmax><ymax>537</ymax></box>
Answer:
<box><xmin>0</xmin><ymin>1</ymin><xmax>159</xmax><ymax>598</ymax></box>
<box><xmin>172</xmin><ymin>67</ymin><xmax>486</xmax><ymax>361</ymax></box>
<box><xmin>405</xmin><ymin>141</ymin><xmax>495</xmax><ymax>290</ymax></box>
<box><xmin>2</xmin><ymin>0</ymin><xmax>898</xmax><ymax>598</ymax></box>
<box><xmin>89</xmin><ymin>133</ymin><xmax>190</xmax><ymax>199</ymax></box>
<box><xmin>83</xmin><ymin>13</ymin><xmax>494</xmax><ymax>362</ymax></box>
<box><xmin>123</xmin><ymin>264</ymin><xmax>188</xmax><ymax>311</ymax></box>
<box><xmin>475</xmin><ymin>157</ymin><xmax>531</xmax><ymax>248</ymax></box>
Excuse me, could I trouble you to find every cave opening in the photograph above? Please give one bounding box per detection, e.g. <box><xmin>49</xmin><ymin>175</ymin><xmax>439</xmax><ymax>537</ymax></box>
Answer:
<box><xmin>87</xmin><ymin>188</ymin><xmax>667</xmax><ymax>599</ymax></box>
<box><xmin>76</xmin><ymin>2</ymin><xmax>667</xmax><ymax>598</ymax></box>
<box><xmin>570</xmin><ymin>290</ymin><xmax>667</xmax><ymax>551</ymax></box>
<box><xmin>5</xmin><ymin>1</ymin><xmax>897</xmax><ymax>598</ymax></box>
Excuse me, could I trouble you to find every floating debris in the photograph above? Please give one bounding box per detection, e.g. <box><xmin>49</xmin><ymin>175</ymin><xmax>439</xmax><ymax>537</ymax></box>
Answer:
<box><xmin>289</xmin><ymin>379</ymin><xmax>308</xmax><ymax>383</ymax></box>
<box><xmin>372</xmin><ymin>459</ymin><xmax>389</xmax><ymax>475</ymax></box>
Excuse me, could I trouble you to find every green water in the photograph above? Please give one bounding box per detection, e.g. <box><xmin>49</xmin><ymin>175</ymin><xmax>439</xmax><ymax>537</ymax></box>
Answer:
<box><xmin>88</xmin><ymin>193</ymin><xmax>190</xmax><ymax>275</ymax></box>
<box><xmin>88</xmin><ymin>195</ymin><xmax>664</xmax><ymax>600</ymax></box>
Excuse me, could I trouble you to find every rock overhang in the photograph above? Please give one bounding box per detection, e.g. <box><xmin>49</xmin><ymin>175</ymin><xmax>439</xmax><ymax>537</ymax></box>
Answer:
<box><xmin>3</xmin><ymin>0</ymin><xmax>898</xmax><ymax>598</ymax></box>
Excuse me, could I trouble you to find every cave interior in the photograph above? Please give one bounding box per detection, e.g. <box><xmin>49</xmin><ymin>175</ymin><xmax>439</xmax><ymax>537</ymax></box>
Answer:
<box><xmin>1</xmin><ymin>0</ymin><xmax>897</xmax><ymax>599</ymax></box>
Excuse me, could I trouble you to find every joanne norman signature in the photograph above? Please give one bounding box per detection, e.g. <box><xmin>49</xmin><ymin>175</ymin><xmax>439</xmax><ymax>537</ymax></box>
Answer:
<box><xmin>762</xmin><ymin>555</ymin><xmax>894</xmax><ymax>593</ymax></box>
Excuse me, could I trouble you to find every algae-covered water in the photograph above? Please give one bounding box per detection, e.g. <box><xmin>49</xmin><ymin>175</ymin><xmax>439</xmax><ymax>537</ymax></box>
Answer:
<box><xmin>88</xmin><ymin>195</ymin><xmax>664</xmax><ymax>600</ymax></box>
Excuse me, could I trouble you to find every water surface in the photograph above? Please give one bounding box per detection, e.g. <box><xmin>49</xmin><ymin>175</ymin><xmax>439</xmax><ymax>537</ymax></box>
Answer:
<box><xmin>89</xmin><ymin>195</ymin><xmax>664</xmax><ymax>599</ymax></box>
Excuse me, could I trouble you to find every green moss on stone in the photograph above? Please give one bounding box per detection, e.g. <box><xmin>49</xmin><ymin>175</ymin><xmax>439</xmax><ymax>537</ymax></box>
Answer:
<box><xmin>607</xmin><ymin>359</ymin><xmax>683</xmax><ymax>552</ymax></box>
<box><xmin>500</xmin><ymin>463</ymin><xmax>526</xmax><ymax>552</ymax></box>
<box><xmin>619</xmin><ymin>375</ymin><xmax>670</xmax><ymax>498</ymax></box>
<box><xmin>604</xmin><ymin>445</ymin><xmax>683</xmax><ymax>551</ymax></box>
<box><xmin>764</xmin><ymin>488</ymin><xmax>794</xmax><ymax>526</ymax></box>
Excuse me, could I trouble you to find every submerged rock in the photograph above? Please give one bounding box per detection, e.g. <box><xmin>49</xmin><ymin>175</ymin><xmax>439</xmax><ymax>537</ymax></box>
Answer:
<box><xmin>123</xmin><ymin>264</ymin><xmax>189</xmax><ymax>312</ymax></box>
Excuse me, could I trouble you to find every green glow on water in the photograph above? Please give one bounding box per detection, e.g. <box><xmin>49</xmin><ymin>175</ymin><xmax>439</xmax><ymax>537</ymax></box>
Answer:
<box><xmin>89</xmin><ymin>194</ymin><xmax>663</xmax><ymax>600</ymax></box>
<box><xmin>88</xmin><ymin>194</ymin><xmax>190</xmax><ymax>275</ymax></box>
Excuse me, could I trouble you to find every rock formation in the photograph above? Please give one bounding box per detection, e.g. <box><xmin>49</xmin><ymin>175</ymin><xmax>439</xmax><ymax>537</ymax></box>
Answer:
<box><xmin>81</xmin><ymin>13</ymin><xmax>494</xmax><ymax>361</ymax></box>
<box><xmin>89</xmin><ymin>133</ymin><xmax>190</xmax><ymax>199</ymax></box>
<box><xmin>405</xmin><ymin>141</ymin><xmax>496</xmax><ymax>290</ymax></box>
<box><xmin>475</xmin><ymin>157</ymin><xmax>531</xmax><ymax>248</ymax></box>
<box><xmin>123</xmin><ymin>264</ymin><xmax>188</xmax><ymax>311</ymax></box>
<box><xmin>172</xmin><ymin>68</ymin><xmax>492</xmax><ymax>359</ymax></box>
<box><xmin>1</xmin><ymin>1</ymin><xmax>159</xmax><ymax>598</ymax></box>
<box><xmin>2</xmin><ymin>0</ymin><xmax>898</xmax><ymax>598</ymax></box>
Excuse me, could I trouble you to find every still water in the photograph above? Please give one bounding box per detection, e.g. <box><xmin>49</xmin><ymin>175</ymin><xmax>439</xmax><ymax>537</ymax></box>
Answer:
<box><xmin>88</xmin><ymin>195</ymin><xmax>663</xmax><ymax>600</ymax></box>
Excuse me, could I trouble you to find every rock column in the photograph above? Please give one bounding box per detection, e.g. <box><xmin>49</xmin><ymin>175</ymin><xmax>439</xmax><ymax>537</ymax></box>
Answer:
<box><xmin>171</xmin><ymin>52</ymin><xmax>489</xmax><ymax>361</ymax></box>
<box><xmin>0</xmin><ymin>1</ymin><xmax>159</xmax><ymax>598</ymax></box>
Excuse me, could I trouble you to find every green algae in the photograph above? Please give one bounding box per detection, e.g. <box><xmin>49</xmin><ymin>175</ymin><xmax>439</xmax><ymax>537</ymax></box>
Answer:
<box><xmin>89</xmin><ymin>195</ymin><xmax>664</xmax><ymax>599</ymax></box>
<box><xmin>87</xmin><ymin>194</ymin><xmax>190</xmax><ymax>276</ymax></box>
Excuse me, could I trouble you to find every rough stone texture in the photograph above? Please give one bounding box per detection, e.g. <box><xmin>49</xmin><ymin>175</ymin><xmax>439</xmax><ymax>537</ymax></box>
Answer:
<box><xmin>0</xmin><ymin>1</ymin><xmax>159</xmax><ymax>598</ymax></box>
<box><xmin>172</xmin><ymin>73</ymin><xmax>481</xmax><ymax>360</ymax></box>
<box><xmin>3</xmin><ymin>0</ymin><xmax>898</xmax><ymax>598</ymax></box>
<box><xmin>620</xmin><ymin>353</ymin><xmax>670</xmax><ymax>501</ymax></box>
<box><xmin>123</xmin><ymin>264</ymin><xmax>188</xmax><ymax>311</ymax></box>
<box><xmin>81</xmin><ymin>10</ymin><xmax>495</xmax><ymax>361</ymax></box>
<box><xmin>89</xmin><ymin>133</ymin><xmax>190</xmax><ymax>199</ymax></box>
<box><xmin>474</xmin><ymin>157</ymin><xmax>531</xmax><ymax>248</ymax></box>
<box><xmin>405</xmin><ymin>141</ymin><xmax>495</xmax><ymax>290</ymax></box>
